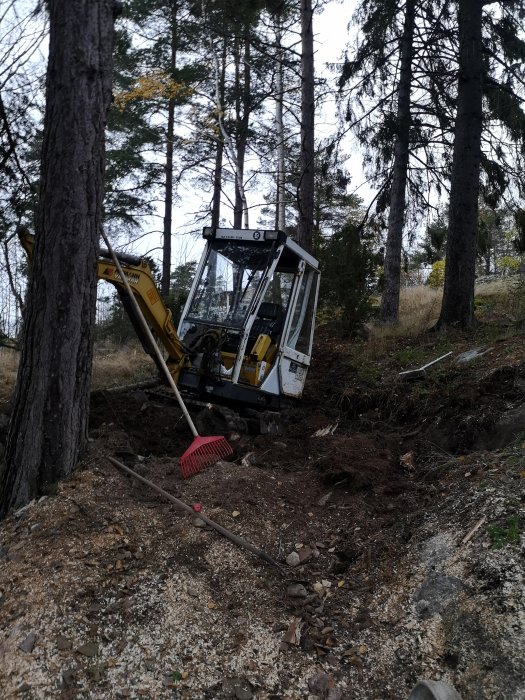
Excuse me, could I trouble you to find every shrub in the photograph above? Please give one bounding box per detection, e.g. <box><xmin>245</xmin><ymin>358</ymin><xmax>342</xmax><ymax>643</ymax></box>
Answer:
<box><xmin>317</xmin><ymin>220</ymin><xmax>382</xmax><ymax>336</ymax></box>
<box><xmin>427</xmin><ymin>259</ymin><xmax>446</xmax><ymax>288</ymax></box>
<box><xmin>495</xmin><ymin>255</ymin><xmax>520</xmax><ymax>275</ymax></box>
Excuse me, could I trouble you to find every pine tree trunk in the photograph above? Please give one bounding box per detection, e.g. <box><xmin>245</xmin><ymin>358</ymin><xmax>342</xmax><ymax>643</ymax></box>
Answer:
<box><xmin>438</xmin><ymin>0</ymin><xmax>483</xmax><ymax>329</ymax></box>
<box><xmin>211</xmin><ymin>40</ymin><xmax>227</xmax><ymax>228</ymax></box>
<box><xmin>211</xmin><ymin>141</ymin><xmax>224</xmax><ymax>228</ymax></box>
<box><xmin>233</xmin><ymin>33</ymin><xmax>250</xmax><ymax>229</ymax></box>
<box><xmin>162</xmin><ymin>99</ymin><xmax>175</xmax><ymax>296</ymax></box>
<box><xmin>380</xmin><ymin>0</ymin><xmax>415</xmax><ymax>324</ymax></box>
<box><xmin>275</xmin><ymin>20</ymin><xmax>286</xmax><ymax>232</ymax></box>
<box><xmin>161</xmin><ymin>1</ymin><xmax>178</xmax><ymax>297</ymax></box>
<box><xmin>297</xmin><ymin>0</ymin><xmax>315</xmax><ymax>251</ymax></box>
<box><xmin>0</xmin><ymin>0</ymin><xmax>114</xmax><ymax>516</ymax></box>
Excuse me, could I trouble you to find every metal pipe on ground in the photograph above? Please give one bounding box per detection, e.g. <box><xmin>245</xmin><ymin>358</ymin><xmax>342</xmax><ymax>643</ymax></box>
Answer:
<box><xmin>107</xmin><ymin>455</ymin><xmax>281</xmax><ymax>569</ymax></box>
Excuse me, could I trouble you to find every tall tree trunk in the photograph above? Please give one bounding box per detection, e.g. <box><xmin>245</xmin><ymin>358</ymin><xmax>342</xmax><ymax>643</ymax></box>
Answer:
<box><xmin>161</xmin><ymin>1</ymin><xmax>178</xmax><ymax>297</ymax></box>
<box><xmin>211</xmin><ymin>39</ymin><xmax>227</xmax><ymax>228</ymax></box>
<box><xmin>297</xmin><ymin>0</ymin><xmax>315</xmax><ymax>251</ymax></box>
<box><xmin>162</xmin><ymin>99</ymin><xmax>175</xmax><ymax>296</ymax></box>
<box><xmin>211</xmin><ymin>141</ymin><xmax>224</xmax><ymax>228</ymax></box>
<box><xmin>0</xmin><ymin>0</ymin><xmax>114</xmax><ymax>516</ymax></box>
<box><xmin>380</xmin><ymin>0</ymin><xmax>415</xmax><ymax>324</ymax></box>
<box><xmin>438</xmin><ymin>0</ymin><xmax>483</xmax><ymax>329</ymax></box>
<box><xmin>233</xmin><ymin>32</ymin><xmax>250</xmax><ymax>229</ymax></box>
<box><xmin>275</xmin><ymin>19</ymin><xmax>286</xmax><ymax>232</ymax></box>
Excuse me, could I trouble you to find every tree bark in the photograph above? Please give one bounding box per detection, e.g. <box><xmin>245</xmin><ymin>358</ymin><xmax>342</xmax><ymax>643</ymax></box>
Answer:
<box><xmin>275</xmin><ymin>19</ymin><xmax>286</xmax><ymax>232</ymax></box>
<box><xmin>297</xmin><ymin>0</ymin><xmax>315</xmax><ymax>251</ymax></box>
<box><xmin>162</xmin><ymin>98</ymin><xmax>175</xmax><ymax>296</ymax></box>
<box><xmin>379</xmin><ymin>0</ymin><xmax>415</xmax><ymax>324</ymax></box>
<box><xmin>211</xmin><ymin>39</ymin><xmax>227</xmax><ymax>228</ymax></box>
<box><xmin>233</xmin><ymin>32</ymin><xmax>251</xmax><ymax>229</ymax></box>
<box><xmin>438</xmin><ymin>0</ymin><xmax>483</xmax><ymax>329</ymax></box>
<box><xmin>0</xmin><ymin>0</ymin><xmax>114</xmax><ymax>516</ymax></box>
<box><xmin>161</xmin><ymin>1</ymin><xmax>178</xmax><ymax>297</ymax></box>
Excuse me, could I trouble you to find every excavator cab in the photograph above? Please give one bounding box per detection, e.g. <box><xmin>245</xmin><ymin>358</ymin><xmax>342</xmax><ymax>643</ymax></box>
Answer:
<box><xmin>177</xmin><ymin>227</ymin><xmax>320</xmax><ymax>409</ymax></box>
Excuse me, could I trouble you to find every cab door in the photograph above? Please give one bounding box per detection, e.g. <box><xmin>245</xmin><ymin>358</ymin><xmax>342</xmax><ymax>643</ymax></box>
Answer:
<box><xmin>278</xmin><ymin>264</ymin><xmax>319</xmax><ymax>398</ymax></box>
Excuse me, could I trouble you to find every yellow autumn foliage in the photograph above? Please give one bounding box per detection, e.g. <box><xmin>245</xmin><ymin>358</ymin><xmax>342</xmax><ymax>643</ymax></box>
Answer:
<box><xmin>114</xmin><ymin>71</ymin><xmax>193</xmax><ymax>110</ymax></box>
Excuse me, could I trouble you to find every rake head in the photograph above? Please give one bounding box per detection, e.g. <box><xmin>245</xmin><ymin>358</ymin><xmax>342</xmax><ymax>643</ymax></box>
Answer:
<box><xmin>179</xmin><ymin>435</ymin><xmax>233</xmax><ymax>478</ymax></box>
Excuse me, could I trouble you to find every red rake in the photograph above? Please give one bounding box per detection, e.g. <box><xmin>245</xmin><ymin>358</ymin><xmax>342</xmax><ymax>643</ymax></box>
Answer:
<box><xmin>100</xmin><ymin>231</ymin><xmax>232</xmax><ymax>481</ymax></box>
<box><xmin>179</xmin><ymin>435</ymin><xmax>233</xmax><ymax>479</ymax></box>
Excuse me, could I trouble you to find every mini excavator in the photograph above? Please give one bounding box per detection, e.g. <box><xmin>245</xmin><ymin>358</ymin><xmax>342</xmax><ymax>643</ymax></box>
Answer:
<box><xmin>20</xmin><ymin>227</ymin><xmax>320</xmax><ymax>418</ymax></box>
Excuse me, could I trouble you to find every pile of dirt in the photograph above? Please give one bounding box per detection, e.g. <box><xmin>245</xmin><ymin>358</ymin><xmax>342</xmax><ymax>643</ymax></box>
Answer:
<box><xmin>1</xmin><ymin>326</ymin><xmax>524</xmax><ymax>699</ymax></box>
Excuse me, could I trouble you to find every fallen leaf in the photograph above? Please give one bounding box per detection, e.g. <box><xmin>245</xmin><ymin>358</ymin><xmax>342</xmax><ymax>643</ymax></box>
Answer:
<box><xmin>283</xmin><ymin>619</ymin><xmax>302</xmax><ymax>645</ymax></box>
<box><xmin>241</xmin><ymin>452</ymin><xmax>256</xmax><ymax>467</ymax></box>
<box><xmin>311</xmin><ymin>422</ymin><xmax>339</xmax><ymax>437</ymax></box>
<box><xmin>207</xmin><ymin>601</ymin><xmax>217</xmax><ymax>609</ymax></box>
<box><xmin>399</xmin><ymin>451</ymin><xmax>414</xmax><ymax>469</ymax></box>
<box><xmin>298</xmin><ymin>546</ymin><xmax>313</xmax><ymax>564</ymax></box>
<box><xmin>232</xmin><ymin>511</ymin><xmax>240</xmax><ymax>518</ymax></box>
<box><xmin>77</xmin><ymin>642</ymin><xmax>99</xmax><ymax>658</ymax></box>
<box><xmin>317</xmin><ymin>492</ymin><xmax>332</xmax><ymax>506</ymax></box>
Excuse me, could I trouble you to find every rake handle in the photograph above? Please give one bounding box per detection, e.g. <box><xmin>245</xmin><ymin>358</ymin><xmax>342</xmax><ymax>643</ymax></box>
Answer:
<box><xmin>108</xmin><ymin>456</ymin><xmax>280</xmax><ymax>568</ymax></box>
<box><xmin>100</xmin><ymin>230</ymin><xmax>199</xmax><ymax>438</ymax></box>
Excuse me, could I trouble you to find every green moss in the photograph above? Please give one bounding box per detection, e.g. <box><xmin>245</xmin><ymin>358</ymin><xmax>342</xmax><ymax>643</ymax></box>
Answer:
<box><xmin>487</xmin><ymin>516</ymin><xmax>521</xmax><ymax>549</ymax></box>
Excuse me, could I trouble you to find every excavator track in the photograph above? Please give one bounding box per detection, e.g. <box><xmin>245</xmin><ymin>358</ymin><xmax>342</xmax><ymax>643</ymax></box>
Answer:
<box><xmin>144</xmin><ymin>387</ymin><xmax>281</xmax><ymax>436</ymax></box>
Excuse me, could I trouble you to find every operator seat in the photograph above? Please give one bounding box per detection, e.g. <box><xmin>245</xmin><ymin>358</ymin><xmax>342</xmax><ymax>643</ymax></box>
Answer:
<box><xmin>250</xmin><ymin>301</ymin><xmax>285</xmax><ymax>342</ymax></box>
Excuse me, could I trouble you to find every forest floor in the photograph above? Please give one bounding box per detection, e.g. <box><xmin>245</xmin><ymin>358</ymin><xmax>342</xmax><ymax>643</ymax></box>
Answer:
<box><xmin>0</xmin><ymin>284</ymin><xmax>524</xmax><ymax>699</ymax></box>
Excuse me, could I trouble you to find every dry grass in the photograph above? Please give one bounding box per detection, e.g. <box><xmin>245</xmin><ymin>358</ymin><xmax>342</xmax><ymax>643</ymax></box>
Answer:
<box><xmin>0</xmin><ymin>347</ymin><xmax>19</xmax><ymax>402</ymax></box>
<box><xmin>91</xmin><ymin>342</ymin><xmax>157</xmax><ymax>389</ymax></box>
<box><xmin>475</xmin><ymin>277</ymin><xmax>525</xmax><ymax>321</ymax></box>
<box><xmin>0</xmin><ymin>342</ymin><xmax>157</xmax><ymax>403</ymax></box>
<box><xmin>368</xmin><ymin>286</ymin><xmax>443</xmax><ymax>339</ymax></box>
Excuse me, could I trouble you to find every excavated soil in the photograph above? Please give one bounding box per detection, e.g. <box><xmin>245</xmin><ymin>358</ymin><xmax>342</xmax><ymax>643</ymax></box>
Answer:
<box><xmin>1</xmin><ymin>326</ymin><xmax>525</xmax><ymax>699</ymax></box>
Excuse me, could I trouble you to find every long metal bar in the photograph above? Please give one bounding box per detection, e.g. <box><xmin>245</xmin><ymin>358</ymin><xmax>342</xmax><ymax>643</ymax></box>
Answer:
<box><xmin>399</xmin><ymin>351</ymin><xmax>453</xmax><ymax>377</ymax></box>
<box><xmin>107</xmin><ymin>456</ymin><xmax>280</xmax><ymax>567</ymax></box>
<box><xmin>100</xmin><ymin>230</ymin><xmax>199</xmax><ymax>438</ymax></box>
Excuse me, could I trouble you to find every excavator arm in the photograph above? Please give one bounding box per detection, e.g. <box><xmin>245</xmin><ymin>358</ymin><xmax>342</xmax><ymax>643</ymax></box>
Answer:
<box><xmin>18</xmin><ymin>229</ymin><xmax>191</xmax><ymax>381</ymax></box>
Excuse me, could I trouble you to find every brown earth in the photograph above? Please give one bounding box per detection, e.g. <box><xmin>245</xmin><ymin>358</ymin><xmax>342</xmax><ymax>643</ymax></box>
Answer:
<box><xmin>1</xmin><ymin>325</ymin><xmax>524</xmax><ymax>699</ymax></box>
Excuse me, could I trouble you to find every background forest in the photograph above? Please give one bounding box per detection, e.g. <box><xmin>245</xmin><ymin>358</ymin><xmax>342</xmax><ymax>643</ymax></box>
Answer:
<box><xmin>1</xmin><ymin>0</ymin><xmax>525</xmax><ymax>339</ymax></box>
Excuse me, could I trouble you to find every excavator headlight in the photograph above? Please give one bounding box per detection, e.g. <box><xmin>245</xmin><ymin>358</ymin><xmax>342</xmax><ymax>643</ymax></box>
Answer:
<box><xmin>264</xmin><ymin>230</ymin><xmax>279</xmax><ymax>241</ymax></box>
<box><xmin>202</xmin><ymin>227</ymin><xmax>214</xmax><ymax>238</ymax></box>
